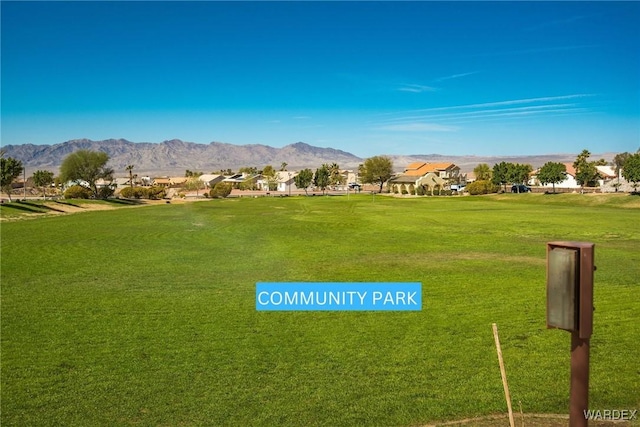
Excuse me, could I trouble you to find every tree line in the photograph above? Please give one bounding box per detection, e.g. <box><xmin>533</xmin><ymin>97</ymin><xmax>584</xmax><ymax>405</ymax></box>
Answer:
<box><xmin>0</xmin><ymin>150</ymin><xmax>396</xmax><ymax>200</ymax></box>
<box><xmin>469</xmin><ymin>149</ymin><xmax>640</xmax><ymax>194</ymax></box>
<box><xmin>3</xmin><ymin>149</ymin><xmax>639</xmax><ymax>201</ymax></box>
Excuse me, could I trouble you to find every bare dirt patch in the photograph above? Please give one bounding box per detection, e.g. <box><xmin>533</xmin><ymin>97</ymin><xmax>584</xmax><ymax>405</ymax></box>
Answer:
<box><xmin>0</xmin><ymin>200</ymin><xmax>154</xmax><ymax>221</ymax></box>
<box><xmin>43</xmin><ymin>202</ymin><xmax>118</xmax><ymax>213</ymax></box>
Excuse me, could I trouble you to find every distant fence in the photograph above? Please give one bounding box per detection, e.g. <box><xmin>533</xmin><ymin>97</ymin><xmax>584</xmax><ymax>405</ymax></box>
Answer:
<box><xmin>529</xmin><ymin>186</ymin><xmax>600</xmax><ymax>194</ymax></box>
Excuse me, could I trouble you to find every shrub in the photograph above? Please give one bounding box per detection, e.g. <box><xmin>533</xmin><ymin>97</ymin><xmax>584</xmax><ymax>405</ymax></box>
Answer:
<box><xmin>97</xmin><ymin>186</ymin><xmax>115</xmax><ymax>199</ymax></box>
<box><xmin>64</xmin><ymin>185</ymin><xmax>92</xmax><ymax>199</ymax></box>
<box><xmin>119</xmin><ymin>186</ymin><xmax>165</xmax><ymax>199</ymax></box>
<box><xmin>119</xmin><ymin>187</ymin><xmax>136</xmax><ymax>198</ymax></box>
<box><xmin>416</xmin><ymin>185</ymin><xmax>426</xmax><ymax>196</ymax></box>
<box><xmin>239</xmin><ymin>179</ymin><xmax>257</xmax><ymax>191</ymax></box>
<box><xmin>210</xmin><ymin>182</ymin><xmax>232</xmax><ymax>198</ymax></box>
<box><xmin>146</xmin><ymin>186</ymin><xmax>166</xmax><ymax>200</ymax></box>
<box><xmin>120</xmin><ymin>187</ymin><xmax>147</xmax><ymax>199</ymax></box>
<box><xmin>466</xmin><ymin>180</ymin><xmax>499</xmax><ymax>195</ymax></box>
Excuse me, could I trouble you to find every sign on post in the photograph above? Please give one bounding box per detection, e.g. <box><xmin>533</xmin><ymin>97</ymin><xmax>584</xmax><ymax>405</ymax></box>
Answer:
<box><xmin>546</xmin><ymin>241</ymin><xmax>594</xmax><ymax>339</ymax></box>
<box><xmin>546</xmin><ymin>241</ymin><xmax>595</xmax><ymax>427</ymax></box>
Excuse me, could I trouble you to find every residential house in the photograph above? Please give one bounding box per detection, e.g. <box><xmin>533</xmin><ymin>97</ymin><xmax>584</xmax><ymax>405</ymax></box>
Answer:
<box><xmin>403</xmin><ymin>162</ymin><xmax>462</xmax><ymax>181</ymax></box>
<box><xmin>112</xmin><ymin>177</ymin><xmax>131</xmax><ymax>188</ymax></box>
<box><xmin>169</xmin><ymin>177</ymin><xmax>188</xmax><ymax>187</ymax></box>
<box><xmin>224</xmin><ymin>173</ymin><xmax>260</xmax><ymax>189</ymax></box>
<box><xmin>530</xmin><ymin>163</ymin><xmax>580</xmax><ymax>189</ymax></box>
<box><xmin>388</xmin><ymin>162</ymin><xmax>462</xmax><ymax>194</ymax></box>
<box><xmin>152</xmin><ymin>177</ymin><xmax>172</xmax><ymax>187</ymax></box>
<box><xmin>345</xmin><ymin>171</ymin><xmax>359</xmax><ymax>186</ymax></box>
<box><xmin>255</xmin><ymin>171</ymin><xmax>295</xmax><ymax>192</ymax></box>
<box><xmin>595</xmin><ymin>165</ymin><xmax>616</xmax><ymax>187</ymax></box>
<box><xmin>275</xmin><ymin>171</ymin><xmax>298</xmax><ymax>192</ymax></box>
<box><xmin>198</xmin><ymin>174</ymin><xmax>226</xmax><ymax>188</ymax></box>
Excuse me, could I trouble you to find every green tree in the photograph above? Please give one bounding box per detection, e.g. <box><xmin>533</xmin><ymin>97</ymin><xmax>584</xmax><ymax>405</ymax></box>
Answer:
<box><xmin>239</xmin><ymin>176</ymin><xmax>257</xmax><ymax>191</ymax></box>
<box><xmin>622</xmin><ymin>152</ymin><xmax>640</xmax><ymax>192</ymax></box>
<box><xmin>613</xmin><ymin>152</ymin><xmax>630</xmax><ymax>178</ymax></box>
<box><xmin>508</xmin><ymin>163</ymin><xmax>532</xmax><ymax>191</ymax></box>
<box><xmin>612</xmin><ymin>152</ymin><xmax>630</xmax><ymax>190</ymax></box>
<box><xmin>261</xmin><ymin>165</ymin><xmax>279</xmax><ymax>191</ymax></box>
<box><xmin>59</xmin><ymin>150</ymin><xmax>114</xmax><ymax>199</ymax></box>
<box><xmin>573</xmin><ymin>149</ymin><xmax>599</xmax><ymax>188</ymax></box>
<box><xmin>314</xmin><ymin>165</ymin><xmax>330</xmax><ymax>194</ymax></box>
<box><xmin>294</xmin><ymin>168</ymin><xmax>313</xmax><ymax>195</ymax></box>
<box><xmin>537</xmin><ymin>162</ymin><xmax>567</xmax><ymax>193</ymax></box>
<box><xmin>33</xmin><ymin>170</ymin><xmax>55</xmax><ymax>200</ymax></box>
<box><xmin>262</xmin><ymin>165</ymin><xmax>276</xmax><ymax>177</ymax></box>
<box><xmin>1</xmin><ymin>153</ymin><xmax>24</xmax><ymax>202</ymax></box>
<box><xmin>473</xmin><ymin>163</ymin><xmax>492</xmax><ymax>181</ymax></box>
<box><xmin>280</xmin><ymin>162</ymin><xmax>288</xmax><ymax>171</ymax></box>
<box><xmin>185</xmin><ymin>176</ymin><xmax>205</xmax><ymax>197</ymax></box>
<box><xmin>491</xmin><ymin>162</ymin><xmax>510</xmax><ymax>192</ymax></box>
<box><xmin>359</xmin><ymin>156</ymin><xmax>394</xmax><ymax>193</ymax></box>
<box><xmin>239</xmin><ymin>166</ymin><xmax>258</xmax><ymax>175</ymax></box>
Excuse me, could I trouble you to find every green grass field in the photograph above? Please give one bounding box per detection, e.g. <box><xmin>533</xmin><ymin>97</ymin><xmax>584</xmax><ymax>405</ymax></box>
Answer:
<box><xmin>1</xmin><ymin>194</ymin><xmax>638</xmax><ymax>426</ymax></box>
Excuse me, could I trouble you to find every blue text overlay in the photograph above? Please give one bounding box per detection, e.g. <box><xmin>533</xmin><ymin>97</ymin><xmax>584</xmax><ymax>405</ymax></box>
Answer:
<box><xmin>256</xmin><ymin>282</ymin><xmax>422</xmax><ymax>311</ymax></box>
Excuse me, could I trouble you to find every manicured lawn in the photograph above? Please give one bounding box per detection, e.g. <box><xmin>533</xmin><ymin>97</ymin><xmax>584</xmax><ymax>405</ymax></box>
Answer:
<box><xmin>1</xmin><ymin>194</ymin><xmax>638</xmax><ymax>426</ymax></box>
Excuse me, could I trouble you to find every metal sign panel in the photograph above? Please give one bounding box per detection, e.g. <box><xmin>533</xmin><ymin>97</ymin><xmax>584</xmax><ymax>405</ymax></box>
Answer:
<box><xmin>547</xmin><ymin>247</ymin><xmax>578</xmax><ymax>331</ymax></box>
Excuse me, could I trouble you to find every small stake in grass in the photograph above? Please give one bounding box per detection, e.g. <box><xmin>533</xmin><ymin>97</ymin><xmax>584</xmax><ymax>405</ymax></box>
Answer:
<box><xmin>493</xmin><ymin>323</ymin><xmax>515</xmax><ymax>427</ymax></box>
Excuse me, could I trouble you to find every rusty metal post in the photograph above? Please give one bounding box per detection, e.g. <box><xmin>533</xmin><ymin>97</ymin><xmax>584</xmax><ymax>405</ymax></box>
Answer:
<box><xmin>570</xmin><ymin>333</ymin><xmax>589</xmax><ymax>427</ymax></box>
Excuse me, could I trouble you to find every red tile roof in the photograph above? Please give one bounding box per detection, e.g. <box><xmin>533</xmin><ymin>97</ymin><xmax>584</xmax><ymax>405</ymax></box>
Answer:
<box><xmin>403</xmin><ymin>162</ymin><xmax>456</xmax><ymax>177</ymax></box>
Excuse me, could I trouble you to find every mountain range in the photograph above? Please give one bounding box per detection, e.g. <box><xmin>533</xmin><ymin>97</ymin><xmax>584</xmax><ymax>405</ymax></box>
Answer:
<box><xmin>1</xmin><ymin>138</ymin><xmax>613</xmax><ymax>176</ymax></box>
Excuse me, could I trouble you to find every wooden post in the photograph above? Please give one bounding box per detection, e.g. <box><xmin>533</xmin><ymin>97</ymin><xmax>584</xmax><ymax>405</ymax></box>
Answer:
<box><xmin>493</xmin><ymin>323</ymin><xmax>515</xmax><ymax>427</ymax></box>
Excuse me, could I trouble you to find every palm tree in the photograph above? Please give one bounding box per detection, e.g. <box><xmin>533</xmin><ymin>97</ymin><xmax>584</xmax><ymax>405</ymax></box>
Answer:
<box><xmin>473</xmin><ymin>163</ymin><xmax>492</xmax><ymax>181</ymax></box>
<box><xmin>126</xmin><ymin>164</ymin><xmax>135</xmax><ymax>188</ymax></box>
<box><xmin>329</xmin><ymin>163</ymin><xmax>344</xmax><ymax>186</ymax></box>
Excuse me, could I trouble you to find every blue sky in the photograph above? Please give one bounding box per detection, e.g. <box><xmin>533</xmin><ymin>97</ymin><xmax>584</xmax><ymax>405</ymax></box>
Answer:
<box><xmin>2</xmin><ymin>1</ymin><xmax>639</xmax><ymax>157</ymax></box>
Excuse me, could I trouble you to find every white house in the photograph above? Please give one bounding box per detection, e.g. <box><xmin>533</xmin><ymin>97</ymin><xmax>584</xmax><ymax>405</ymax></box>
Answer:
<box><xmin>198</xmin><ymin>174</ymin><xmax>226</xmax><ymax>188</ymax></box>
<box><xmin>595</xmin><ymin>165</ymin><xmax>616</xmax><ymax>187</ymax></box>
<box><xmin>255</xmin><ymin>171</ymin><xmax>299</xmax><ymax>192</ymax></box>
<box><xmin>275</xmin><ymin>171</ymin><xmax>298</xmax><ymax>192</ymax></box>
<box><xmin>531</xmin><ymin>163</ymin><xmax>580</xmax><ymax>189</ymax></box>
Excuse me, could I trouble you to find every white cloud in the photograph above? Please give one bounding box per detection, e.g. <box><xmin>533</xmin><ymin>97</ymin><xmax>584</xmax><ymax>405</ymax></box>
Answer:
<box><xmin>379</xmin><ymin>103</ymin><xmax>583</xmax><ymax>124</ymax></box>
<box><xmin>434</xmin><ymin>71</ymin><xmax>479</xmax><ymax>82</ymax></box>
<box><xmin>380</xmin><ymin>94</ymin><xmax>594</xmax><ymax>116</ymax></box>
<box><xmin>372</xmin><ymin>94</ymin><xmax>597</xmax><ymax>132</ymax></box>
<box><xmin>398</xmin><ymin>84</ymin><xmax>438</xmax><ymax>93</ymax></box>
<box><xmin>378</xmin><ymin>123</ymin><xmax>458</xmax><ymax>132</ymax></box>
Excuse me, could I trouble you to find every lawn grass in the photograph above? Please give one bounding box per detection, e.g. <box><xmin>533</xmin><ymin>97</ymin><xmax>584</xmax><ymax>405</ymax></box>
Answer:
<box><xmin>1</xmin><ymin>193</ymin><xmax>638</xmax><ymax>426</ymax></box>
